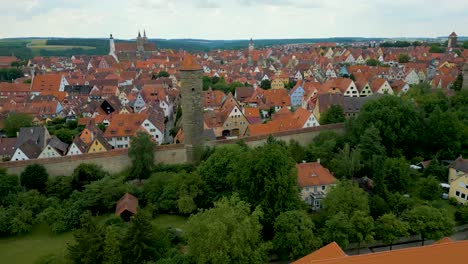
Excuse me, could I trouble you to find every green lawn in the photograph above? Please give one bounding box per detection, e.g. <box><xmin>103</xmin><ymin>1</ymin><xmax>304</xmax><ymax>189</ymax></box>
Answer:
<box><xmin>0</xmin><ymin>224</ymin><xmax>73</xmax><ymax>264</ymax></box>
<box><xmin>0</xmin><ymin>214</ymin><xmax>188</xmax><ymax>264</ymax></box>
<box><xmin>153</xmin><ymin>214</ymin><xmax>188</xmax><ymax>229</ymax></box>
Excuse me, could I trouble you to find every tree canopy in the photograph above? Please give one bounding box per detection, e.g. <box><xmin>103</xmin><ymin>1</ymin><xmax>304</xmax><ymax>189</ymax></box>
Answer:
<box><xmin>320</xmin><ymin>105</ymin><xmax>345</xmax><ymax>125</ymax></box>
<box><xmin>186</xmin><ymin>195</ymin><xmax>270</xmax><ymax>264</ymax></box>
<box><xmin>4</xmin><ymin>113</ymin><xmax>33</xmax><ymax>138</ymax></box>
<box><xmin>128</xmin><ymin>132</ymin><xmax>156</xmax><ymax>181</ymax></box>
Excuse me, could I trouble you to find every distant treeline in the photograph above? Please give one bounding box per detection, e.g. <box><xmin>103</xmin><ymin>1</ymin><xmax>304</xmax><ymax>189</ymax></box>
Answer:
<box><xmin>0</xmin><ymin>41</ymin><xmax>32</xmax><ymax>60</ymax></box>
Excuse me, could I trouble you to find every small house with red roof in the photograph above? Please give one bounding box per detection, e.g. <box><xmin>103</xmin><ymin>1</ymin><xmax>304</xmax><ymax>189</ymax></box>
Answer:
<box><xmin>115</xmin><ymin>193</ymin><xmax>138</xmax><ymax>222</ymax></box>
<box><xmin>296</xmin><ymin>161</ymin><xmax>337</xmax><ymax>210</ymax></box>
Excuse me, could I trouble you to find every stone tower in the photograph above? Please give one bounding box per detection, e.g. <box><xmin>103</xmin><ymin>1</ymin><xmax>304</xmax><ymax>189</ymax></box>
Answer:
<box><xmin>448</xmin><ymin>32</ymin><xmax>458</xmax><ymax>49</ymax></box>
<box><xmin>180</xmin><ymin>54</ymin><xmax>204</xmax><ymax>163</ymax></box>
<box><xmin>109</xmin><ymin>34</ymin><xmax>118</xmax><ymax>62</ymax></box>
<box><xmin>136</xmin><ymin>31</ymin><xmax>144</xmax><ymax>52</ymax></box>
<box><xmin>248</xmin><ymin>38</ymin><xmax>254</xmax><ymax>66</ymax></box>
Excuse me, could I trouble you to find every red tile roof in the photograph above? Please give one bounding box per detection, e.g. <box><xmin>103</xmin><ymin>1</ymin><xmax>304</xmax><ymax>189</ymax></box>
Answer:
<box><xmin>180</xmin><ymin>54</ymin><xmax>202</xmax><ymax>71</ymax></box>
<box><xmin>293</xmin><ymin>238</ymin><xmax>468</xmax><ymax>264</ymax></box>
<box><xmin>296</xmin><ymin>162</ymin><xmax>336</xmax><ymax>188</ymax></box>
<box><xmin>115</xmin><ymin>193</ymin><xmax>138</xmax><ymax>216</ymax></box>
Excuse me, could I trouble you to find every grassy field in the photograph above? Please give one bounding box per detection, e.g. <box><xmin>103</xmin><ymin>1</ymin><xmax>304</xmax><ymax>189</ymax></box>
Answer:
<box><xmin>0</xmin><ymin>224</ymin><xmax>73</xmax><ymax>264</ymax></box>
<box><xmin>27</xmin><ymin>39</ymin><xmax>96</xmax><ymax>51</ymax></box>
<box><xmin>0</xmin><ymin>214</ymin><xmax>188</xmax><ymax>264</ymax></box>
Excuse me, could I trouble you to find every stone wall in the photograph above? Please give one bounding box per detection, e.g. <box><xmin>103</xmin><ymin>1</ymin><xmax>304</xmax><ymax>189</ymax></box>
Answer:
<box><xmin>2</xmin><ymin>144</ymin><xmax>187</xmax><ymax>177</ymax></box>
<box><xmin>1</xmin><ymin>124</ymin><xmax>342</xmax><ymax>176</ymax></box>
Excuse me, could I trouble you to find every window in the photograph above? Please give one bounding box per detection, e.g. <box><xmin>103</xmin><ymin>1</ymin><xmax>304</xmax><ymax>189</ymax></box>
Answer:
<box><xmin>314</xmin><ymin>186</ymin><xmax>318</xmax><ymax>193</ymax></box>
<box><xmin>456</xmin><ymin>191</ymin><xmax>461</xmax><ymax>197</ymax></box>
<box><xmin>462</xmin><ymin>193</ymin><xmax>466</xmax><ymax>199</ymax></box>
<box><xmin>322</xmin><ymin>186</ymin><xmax>326</xmax><ymax>191</ymax></box>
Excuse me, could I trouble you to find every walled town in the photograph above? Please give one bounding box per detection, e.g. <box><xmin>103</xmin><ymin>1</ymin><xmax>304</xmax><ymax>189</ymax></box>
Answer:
<box><xmin>0</xmin><ymin>28</ymin><xmax>468</xmax><ymax>264</ymax></box>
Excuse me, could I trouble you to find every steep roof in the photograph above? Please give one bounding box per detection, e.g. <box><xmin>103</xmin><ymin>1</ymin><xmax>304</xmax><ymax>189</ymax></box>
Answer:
<box><xmin>31</xmin><ymin>74</ymin><xmax>62</xmax><ymax>92</ymax></box>
<box><xmin>293</xmin><ymin>239</ymin><xmax>468</xmax><ymax>264</ymax></box>
<box><xmin>180</xmin><ymin>54</ymin><xmax>202</xmax><ymax>71</ymax></box>
<box><xmin>115</xmin><ymin>193</ymin><xmax>138</xmax><ymax>216</ymax></box>
<box><xmin>450</xmin><ymin>157</ymin><xmax>468</xmax><ymax>173</ymax></box>
<box><xmin>296</xmin><ymin>162</ymin><xmax>337</xmax><ymax>188</ymax></box>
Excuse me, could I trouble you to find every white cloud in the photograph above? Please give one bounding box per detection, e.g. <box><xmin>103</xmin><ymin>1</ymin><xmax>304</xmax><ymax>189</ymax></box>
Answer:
<box><xmin>0</xmin><ymin>0</ymin><xmax>467</xmax><ymax>39</ymax></box>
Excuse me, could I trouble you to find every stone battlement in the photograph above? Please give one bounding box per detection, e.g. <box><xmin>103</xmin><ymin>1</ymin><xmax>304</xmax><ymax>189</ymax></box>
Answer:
<box><xmin>2</xmin><ymin>124</ymin><xmax>343</xmax><ymax>176</ymax></box>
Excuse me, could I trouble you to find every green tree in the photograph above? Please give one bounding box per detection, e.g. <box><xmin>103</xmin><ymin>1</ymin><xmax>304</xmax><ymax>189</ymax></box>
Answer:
<box><xmin>156</xmin><ymin>71</ymin><xmax>170</xmax><ymax>78</ymax></box>
<box><xmin>54</xmin><ymin>128</ymin><xmax>74</xmax><ymax>144</ymax></box>
<box><xmin>398</xmin><ymin>54</ymin><xmax>410</xmax><ymax>63</ymax></box>
<box><xmin>0</xmin><ymin>169</ymin><xmax>20</xmax><ymax>205</ymax></box>
<box><xmin>323</xmin><ymin>180</ymin><xmax>369</xmax><ymax>218</ymax></box>
<box><xmin>46</xmin><ymin>176</ymin><xmax>73</xmax><ymax>200</ymax></box>
<box><xmin>424</xmin><ymin>160</ymin><xmax>449</xmax><ymax>182</ymax></box>
<box><xmin>128</xmin><ymin>132</ymin><xmax>156</xmax><ymax>181</ymax></box>
<box><xmin>196</xmin><ymin>145</ymin><xmax>244</xmax><ymax>206</ymax></box>
<box><xmin>20</xmin><ymin>164</ymin><xmax>49</xmax><ymax>193</ymax></box>
<box><xmin>230</xmin><ymin>143</ymin><xmax>302</xmax><ymax>236</ymax></box>
<box><xmin>322</xmin><ymin>211</ymin><xmax>352</xmax><ymax>249</ymax></box>
<box><xmin>287</xmin><ymin>139</ymin><xmax>307</xmax><ymax>163</ymax></box>
<box><xmin>121</xmin><ymin>209</ymin><xmax>169</xmax><ymax>264</ymax></box>
<box><xmin>403</xmin><ymin>205</ymin><xmax>454</xmax><ymax>246</ymax></box>
<box><xmin>320</xmin><ymin>105</ymin><xmax>345</xmax><ymax>125</ymax></box>
<box><xmin>67</xmin><ymin>212</ymin><xmax>106</xmax><ymax>264</ymax></box>
<box><xmin>330</xmin><ymin>144</ymin><xmax>362</xmax><ymax>179</ymax></box>
<box><xmin>71</xmin><ymin>163</ymin><xmax>108</xmax><ymax>191</ymax></box>
<box><xmin>186</xmin><ymin>195</ymin><xmax>270</xmax><ymax>264</ymax></box>
<box><xmin>260</xmin><ymin>79</ymin><xmax>271</xmax><ymax>89</ymax></box>
<box><xmin>383</xmin><ymin>157</ymin><xmax>411</xmax><ymax>193</ymax></box>
<box><xmin>366</xmin><ymin>58</ymin><xmax>380</xmax><ymax>66</ymax></box>
<box><xmin>424</xmin><ymin>106</ymin><xmax>462</xmax><ymax>159</ymax></box>
<box><xmin>273</xmin><ymin>210</ymin><xmax>322</xmax><ymax>260</ymax></box>
<box><xmin>418</xmin><ymin>176</ymin><xmax>441</xmax><ymax>201</ymax></box>
<box><xmin>350</xmin><ymin>210</ymin><xmax>374</xmax><ymax>254</ymax></box>
<box><xmin>375</xmin><ymin>213</ymin><xmax>410</xmax><ymax>250</ymax></box>
<box><xmin>348</xmin><ymin>95</ymin><xmax>423</xmax><ymax>158</ymax></box>
<box><xmin>452</xmin><ymin>74</ymin><xmax>463</xmax><ymax>91</ymax></box>
<box><xmin>306</xmin><ymin>131</ymin><xmax>342</xmax><ymax>168</ymax></box>
<box><xmin>4</xmin><ymin>113</ymin><xmax>33</xmax><ymax>138</ymax></box>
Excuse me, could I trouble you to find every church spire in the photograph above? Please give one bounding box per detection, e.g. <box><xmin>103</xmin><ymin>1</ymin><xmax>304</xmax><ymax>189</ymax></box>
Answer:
<box><xmin>138</xmin><ymin>31</ymin><xmax>141</xmax><ymax>38</ymax></box>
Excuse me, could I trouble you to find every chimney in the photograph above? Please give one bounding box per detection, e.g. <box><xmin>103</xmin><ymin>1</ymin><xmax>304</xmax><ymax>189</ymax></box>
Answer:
<box><xmin>317</xmin><ymin>158</ymin><xmax>321</xmax><ymax>164</ymax></box>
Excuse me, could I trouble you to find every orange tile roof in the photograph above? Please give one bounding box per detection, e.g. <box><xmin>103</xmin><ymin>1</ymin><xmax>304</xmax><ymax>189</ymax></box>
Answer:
<box><xmin>180</xmin><ymin>54</ymin><xmax>202</xmax><ymax>71</ymax></box>
<box><xmin>103</xmin><ymin>113</ymin><xmax>148</xmax><ymax>138</ymax></box>
<box><xmin>296</xmin><ymin>162</ymin><xmax>336</xmax><ymax>188</ymax></box>
<box><xmin>31</xmin><ymin>74</ymin><xmax>62</xmax><ymax>92</ymax></box>
<box><xmin>293</xmin><ymin>239</ymin><xmax>468</xmax><ymax>264</ymax></box>
<box><xmin>115</xmin><ymin>193</ymin><xmax>138</xmax><ymax>216</ymax></box>
<box><xmin>295</xmin><ymin>242</ymin><xmax>345</xmax><ymax>264</ymax></box>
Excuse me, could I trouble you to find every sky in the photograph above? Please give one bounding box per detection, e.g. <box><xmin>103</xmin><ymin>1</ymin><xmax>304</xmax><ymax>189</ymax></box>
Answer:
<box><xmin>1</xmin><ymin>0</ymin><xmax>468</xmax><ymax>39</ymax></box>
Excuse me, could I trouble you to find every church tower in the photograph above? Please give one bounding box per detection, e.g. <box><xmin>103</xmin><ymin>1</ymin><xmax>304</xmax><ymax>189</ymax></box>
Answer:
<box><xmin>109</xmin><ymin>34</ymin><xmax>118</xmax><ymax>62</ymax></box>
<box><xmin>248</xmin><ymin>38</ymin><xmax>254</xmax><ymax>66</ymax></box>
<box><xmin>180</xmin><ymin>54</ymin><xmax>204</xmax><ymax>163</ymax></box>
<box><xmin>143</xmin><ymin>30</ymin><xmax>148</xmax><ymax>43</ymax></box>
<box><xmin>249</xmin><ymin>37</ymin><xmax>254</xmax><ymax>52</ymax></box>
<box><xmin>136</xmin><ymin>31</ymin><xmax>144</xmax><ymax>52</ymax></box>
<box><xmin>448</xmin><ymin>32</ymin><xmax>458</xmax><ymax>49</ymax></box>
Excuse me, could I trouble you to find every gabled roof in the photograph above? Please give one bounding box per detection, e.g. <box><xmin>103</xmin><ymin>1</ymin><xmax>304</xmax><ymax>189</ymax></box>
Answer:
<box><xmin>47</xmin><ymin>136</ymin><xmax>69</xmax><ymax>155</ymax></box>
<box><xmin>450</xmin><ymin>157</ymin><xmax>468</xmax><ymax>173</ymax></box>
<box><xmin>115</xmin><ymin>193</ymin><xmax>138</xmax><ymax>216</ymax></box>
<box><xmin>31</xmin><ymin>74</ymin><xmax>62</xmax><ymax>92</ymax></box>
<box><xmin>293</xmin><ymin>239</ymin><xmax>468</xmax><ymax>264</ymax></box>
<box><xmin>294</xmin><ymin>242</ymin><xmax>346</xmax><ymax>264</ymax></box>
<box><xmin>296</xmin><ymin>162</ymin><xmax>337</xmax><ymax>188</ymax></box>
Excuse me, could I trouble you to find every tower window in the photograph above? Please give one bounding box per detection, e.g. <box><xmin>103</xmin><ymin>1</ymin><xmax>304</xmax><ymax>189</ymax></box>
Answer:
<box><xmin>191</xmin><ymin>88</ymin><xmax>195</xmax><ymax>91</ymax></box>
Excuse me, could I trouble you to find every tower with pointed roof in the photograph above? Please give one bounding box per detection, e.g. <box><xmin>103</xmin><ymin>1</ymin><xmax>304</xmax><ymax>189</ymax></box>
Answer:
<box><xmin>109</xmin><ymin>34</ymin><xmax>119</xmax><ymax>63</ymax></box>
<box><xmin>136</xmin><ymin>31</ymin><xmax>144</xmax><ymax>52</ymax></box>
<box><xmin>180</xmin><ymin>55</ymin><xmax>204</xmax><ymax>163</ymax></box>
<box><xmin>249</xmin><ymin>38</ymin><xmax>254</xmax><ymax>52</ymax></box>
<box><xmin>248</xmin><ymin>38</ymin><xmax>254</xmax><ymax>67</ymax></box>
<box><xmin>448</xmin><ymin>32</ymin><xmax>458</xmax><ymax>49</ymax></box>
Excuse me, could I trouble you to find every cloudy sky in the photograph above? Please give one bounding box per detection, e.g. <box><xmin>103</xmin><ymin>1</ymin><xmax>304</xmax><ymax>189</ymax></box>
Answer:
<box><xmin>2</xmin><ymin>0</ymin><xmax>467</xmax><ymax>39</ymax></box>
